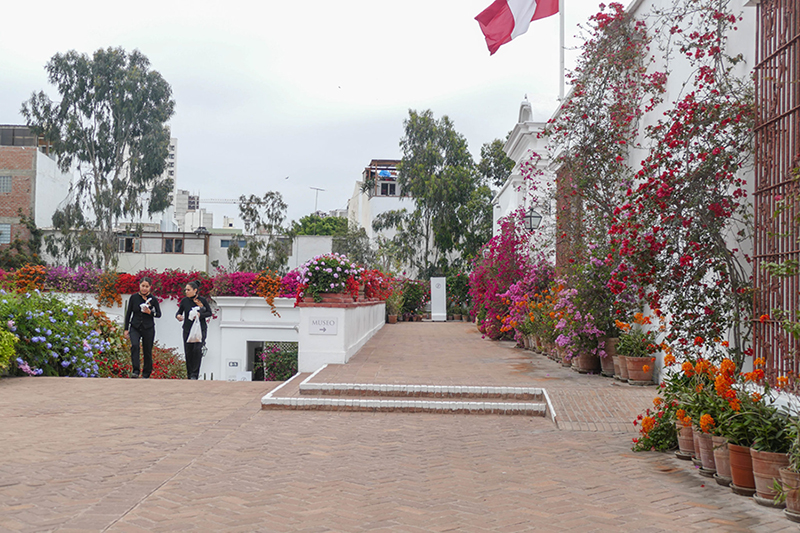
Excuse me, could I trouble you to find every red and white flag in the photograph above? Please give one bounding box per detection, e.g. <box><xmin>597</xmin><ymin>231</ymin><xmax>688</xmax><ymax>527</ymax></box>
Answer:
<box><xmin>475</xmin><ymin>0</ymin><xmax>559</xmax><ymax>55</ymax></box>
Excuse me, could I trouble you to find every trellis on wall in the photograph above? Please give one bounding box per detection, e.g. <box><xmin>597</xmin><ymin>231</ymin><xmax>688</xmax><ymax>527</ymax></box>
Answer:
<box><xmin>554</xmin><ymin>166</ymin><xmax>584</xmax><ymax>278</ymax></box>
<box><xmin>753</xmin><ymin>0</ymin><xmax>800</xmax><ymax>385</ymax></box>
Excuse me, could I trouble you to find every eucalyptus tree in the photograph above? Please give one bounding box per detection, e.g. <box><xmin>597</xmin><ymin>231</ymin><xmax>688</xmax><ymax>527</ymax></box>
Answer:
<box><xmin>374</xmin><ymin>109</ymin><xmax>491</xmax><ymax>278</ymax></box>
<box><xmin>478</xmin><ymin>138</ymin><xmax>515</xmax><ymax>189</ymax></box>
<box><xmin>22</xmin><ymin>47</ymin><xmax>175</xmax><ymax>268</ymax></box>
<box><xmin>228</xmin><ymin>192</ymin><xmax>289</xmax><ymax>273</ymax></box>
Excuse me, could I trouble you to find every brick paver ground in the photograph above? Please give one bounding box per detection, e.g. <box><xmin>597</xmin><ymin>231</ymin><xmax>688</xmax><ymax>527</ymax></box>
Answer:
<box><xmin>0</xmin><ymin>322</ymin><xmax>794</xmax><ymax>531</ymax></box>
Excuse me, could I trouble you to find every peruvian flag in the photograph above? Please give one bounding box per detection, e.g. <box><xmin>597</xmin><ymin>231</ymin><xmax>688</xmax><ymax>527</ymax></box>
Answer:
<box><xmin>475</xmin><ymin>0</ymin><xmax>559</xmax><ymax>55</ymax></box>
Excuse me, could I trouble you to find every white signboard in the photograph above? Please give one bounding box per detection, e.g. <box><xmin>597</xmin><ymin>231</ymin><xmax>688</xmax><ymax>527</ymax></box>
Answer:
<box><xmin>430</xmin><ymin>277</ymin><xmax>446</xmax><ymax>322</ymax></box>
<box><xmin>310</xmin><ymin>317</ymin><xmax>338</xmax><ymax>335</ymax></box>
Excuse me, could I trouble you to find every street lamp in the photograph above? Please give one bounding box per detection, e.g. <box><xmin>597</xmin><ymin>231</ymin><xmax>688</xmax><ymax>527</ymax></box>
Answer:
<box><xmin>524</xmin><ymin>208</ymin><xmax>543</xmax><ymax>231</ymax></box>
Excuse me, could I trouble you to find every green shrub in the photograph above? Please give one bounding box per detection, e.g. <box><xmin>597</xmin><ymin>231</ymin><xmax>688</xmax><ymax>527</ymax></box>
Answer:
<box><xmin>0</xmin><ymin>290</ymin><xmax>105</xmax><ymax>377</ymax></box>
<box><xmin>255</xmin><ymin>343</ymin><xmax>297</xmax><ymax>381</ymax></box>
<box><xmin>0</xmin><ymin>328</ymin><xmax>17</xmax><ymax>373</ymax></box>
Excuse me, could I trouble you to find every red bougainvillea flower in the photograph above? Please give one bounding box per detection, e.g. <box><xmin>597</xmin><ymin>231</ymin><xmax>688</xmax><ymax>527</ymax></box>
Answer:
<box><xmin>759</xmin><ymin>314</ymin><xmax>769</xmax><ymax>323</ymax></box>
<box><xmin>693</xmin><ymin>336</ymin><xmax>704</xmax><ymax>346</ymax></box>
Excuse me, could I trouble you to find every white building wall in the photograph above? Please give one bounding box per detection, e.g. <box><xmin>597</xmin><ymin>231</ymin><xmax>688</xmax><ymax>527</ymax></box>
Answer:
<box><xmin>495</xmin><ymin>0</ymin><xmax>756</xmax><ymax>250</ymax></box>
<box><xmin>34</xmin><ymin>151</ymin><xmax>73</xmax><ymax>229</ymax></box>
<box><xmin>62</xmin><ymin>293</ymin><xmax>300</xmax><ymax>381</ymax></box>
<box><xmin>117</xmin><ymin>253</ymin><xmax>207</xmax><ymax>273</ymax></box>
<box><xmin>287</xmin><ymin>235</ymin><xmax>332</xmax><ymax>270</ymax></box>
<box><xmin>347</xmin><ymin>182</ymin><xmax>406</xmax><ymax>241</ymax></box>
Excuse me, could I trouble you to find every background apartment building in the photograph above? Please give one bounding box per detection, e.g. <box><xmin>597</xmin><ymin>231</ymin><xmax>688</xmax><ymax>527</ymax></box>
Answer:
<box><xmin>0</xmin><ymin>125</ymin><xmax>73</xmax><ymax>246</ymax></box>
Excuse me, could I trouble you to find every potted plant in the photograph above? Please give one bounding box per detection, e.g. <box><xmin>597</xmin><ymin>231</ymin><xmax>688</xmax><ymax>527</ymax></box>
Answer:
<box><xmin>776</xmin><ymin>416</ymin><xmax>800</xmax><ymax>521</ymax></box>
<box><xmin>720</xmin><ymin>394</ymin><xmax>761</xmax><ymax>496</ymax></box>
<box><xmin>744</xmin><ymin>393</ymin><xmax>791</xmax><ymax>506</ymax></box>
<box><xmin>616</xmin><ymin>319</ymin><xmax>658</xmax><ymax>385</ymax></box>
<box><xmin>297</xmin><ymin>253</ymin><xmax>363</xmax><ymax>302</ymax></box>
<box><xmin>401</xmin><ymin>279</ymin><xmax>427</xmax><ymax>319</ymax></box>
<box><xmin>385</xmin><ymin>288</ymin><xmax>402</xmax><ymax>324</ymax></box>
<box><xmin>600</xmin><ymin>336</ymin><xmax>618</xmax><ymax>377</ymax></box>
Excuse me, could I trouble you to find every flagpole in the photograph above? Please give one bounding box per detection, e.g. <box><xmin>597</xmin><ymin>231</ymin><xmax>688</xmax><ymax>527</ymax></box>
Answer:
<box><xmin>559</xmin><ymin>0</ymin><xmax>565</xmax><ymax>101</ymax></box>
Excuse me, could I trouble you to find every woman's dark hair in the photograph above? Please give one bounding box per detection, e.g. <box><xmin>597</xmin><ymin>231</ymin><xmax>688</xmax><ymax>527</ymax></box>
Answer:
<box><xmin>187</xmin><ymin>280</ymin><xmax>201</xmax><ymax>292</ymax></box>
<box><xmin>140</xmin><ymin>276</ymin><xmax>153</xmax><ymax>285</ymax></box>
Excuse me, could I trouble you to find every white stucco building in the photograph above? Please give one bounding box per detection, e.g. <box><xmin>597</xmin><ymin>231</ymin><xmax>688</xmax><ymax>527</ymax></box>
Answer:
<box><xmin>347</xmin><ymin>159</ymin><xmax>406</xmax><ymax>241</ymax></box>
<box><xmin>492</xmin><ymin>99</ymin><xmax>556</xmax><ymax>237</ymax></box>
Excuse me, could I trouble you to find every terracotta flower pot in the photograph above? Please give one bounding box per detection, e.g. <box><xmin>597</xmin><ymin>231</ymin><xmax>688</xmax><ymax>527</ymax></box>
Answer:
<box><xmin>600</xmin><ymin>337</ymin><xmax>618</xmax><ymax>377</ymax></box>
<box><xmin>305</xmin><ymin>292</ymin><xmax>349</xmax><ymax>304</ymax></box>
<box><xmin>692</xmin><ymin>428</ymin><xmax>702</xmax><ymax>463</ymax></box>
<box><xmin>617</xmin><ymin>354</ymin><xmax>629</xmax><ymax>381</ymax></box>
<box><xmin>779</xmin><ymin>468</ymin><xmax>800</xmax><ymax>515</ymax></box>
<box><xmin>728</xmin><ymin>443</ymin><xmax>756</xmax><ymax>493</ymax></box>
<box><xmin>712</xmin><ymin>435</ymin><xmax>732</xmax><ymax>485</ymax></box>
<box><xmin>454</xmin><ymin>314</ymin><xmax>462</xmax><ymax>321</ymax></box>
<box><xmin>522</xmin><ymin>336</ymin><xmax>530</xmax><ymax>349</ymax></box>
<box><xmin>600</xmin><ymin>355</ymin><xmax>615</xmax><ymax>377</ymax></box>
<box><xmin>572</xmin><ymin>351</ymin><xmax>601</xmax><ymax>373</ymax></box>
<box><xmin>625</xmin><ymin>356</ymin><xmax>654</xmax><ymax>384</ymax></box>
<box><xmin>387</xmin><ymin>315</ymin><xmax>397</xmax><ymax>324</ymax></box>
<box><xmin>751</xmin><ymin>448</ymin><xmax>789</xmax><ymax>505</ymax></box>
<box><xmin>676</xmin><ymin>422</ymin><xmax>694</xmax><ymax>456</ymax></box>
<box><xmin>697</xmin><ymin>432</ymin><xmax>716</xmax><ymax>473</ymax></box>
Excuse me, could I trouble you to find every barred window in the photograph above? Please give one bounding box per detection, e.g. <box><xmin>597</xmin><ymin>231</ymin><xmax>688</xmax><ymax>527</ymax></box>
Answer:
<box><xmin>0</xmin><ymin>224</ymin><xmax>11</xmax><ymax>244</ymax></box>
<box><xmin>0</xmin><ymin>176</ymin><xmax>11</xmax><ymax>193</ymax></box>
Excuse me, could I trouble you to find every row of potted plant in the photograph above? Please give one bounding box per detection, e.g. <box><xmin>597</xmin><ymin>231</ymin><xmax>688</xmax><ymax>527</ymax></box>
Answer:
<box><xmin>384</xmin><ymin>278</ymin><xmax>431</xmax><ymax>324</ymax></box>
<box><xmin>3</xmin><ymin>256</ymin><xmax>399</xmax><ymax>308</ymax></box>
<box><xmin>633</xmin><ymin>355</ymin><xmax>800</xmax><ymax>522</ymax></box>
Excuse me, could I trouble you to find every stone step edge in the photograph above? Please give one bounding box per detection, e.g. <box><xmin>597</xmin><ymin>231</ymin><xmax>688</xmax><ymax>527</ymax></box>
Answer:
<box><xmin>298</xmin><ymin>382</ymin><xmax>543</xmax><ymax>399</ymax></box>
<box><xmin>262</xmin><ymin>396</ymin><xmax>546</xmax><ymax>416</ymax></box>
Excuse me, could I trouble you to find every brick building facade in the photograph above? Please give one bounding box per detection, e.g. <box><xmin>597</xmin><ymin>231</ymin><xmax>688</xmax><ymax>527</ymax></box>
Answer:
<box><xmin>0</xmin><ymin>125</ymin><xmax>73</xmax><ymax>248</ymax></box>
<box><xmin>0</xmin><ymin>146</ymin><xmax>37</xmax><ymax>245</ymax></box>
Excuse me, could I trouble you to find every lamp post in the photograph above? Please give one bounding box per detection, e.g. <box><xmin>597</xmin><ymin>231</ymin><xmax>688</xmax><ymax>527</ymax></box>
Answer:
<box><xmin>524</xmin><ymin>208</ymin><xmax>543</xmax><ymax>231</ymax></box>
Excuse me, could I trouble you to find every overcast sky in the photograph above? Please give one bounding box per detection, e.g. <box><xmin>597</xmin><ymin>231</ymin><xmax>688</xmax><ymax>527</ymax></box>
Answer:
<box><xmin>1</xmin><ymin>0</ymin><xmax>607</xmax><ymax>227</ymax></box>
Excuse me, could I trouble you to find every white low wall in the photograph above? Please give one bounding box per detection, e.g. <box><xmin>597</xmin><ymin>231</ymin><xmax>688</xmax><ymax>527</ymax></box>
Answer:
<box><xmin>297</xmin><ymin>302</ymin><xmax>385</xmax><ymax>372</ymax></box>
<box><xmin>58</xmin><ymin>293</ymin><xmax>299</xmax><ymax>380</ymax></box>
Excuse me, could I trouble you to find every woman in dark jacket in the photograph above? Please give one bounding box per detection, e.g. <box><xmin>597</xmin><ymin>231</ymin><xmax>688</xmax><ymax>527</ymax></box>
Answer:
<box><xmin>175</xmin><ymin>280</ymin><xmax>212</xmax><ymax>380</ymax></box>
<box><xmin>124</xmin><ymin>277</ymin><xmax>162</xmax><ymax>378</ymax></box>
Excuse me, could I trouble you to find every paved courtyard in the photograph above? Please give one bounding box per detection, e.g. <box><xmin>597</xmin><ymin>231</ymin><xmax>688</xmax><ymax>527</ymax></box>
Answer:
<box><xmin>0</xmin><ymin>323</ymin><xmax>794</xmax><ymax>531</ymax></box>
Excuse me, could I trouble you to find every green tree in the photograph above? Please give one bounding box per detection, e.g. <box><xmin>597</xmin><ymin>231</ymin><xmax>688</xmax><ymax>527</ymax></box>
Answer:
<box><xmin>228</xmin><ymin>192</ymin><xmax>290</xmax><ymax>273</ymax></box>
<box><xmin>378</xmin><ymin>109</ymin><xmax>486</xmax><ymax>278</ymax></box>
<box><xmin>21</xmin><ymin>47</ymin><xmax>175</xmax><ymax>268</ymax></box>
<box><xmin>477</xmin><ymin>138</ymin><xmax>515</xmax><ymax>188</ymax></box>
<box><xmin>0</xmin><ymin>212</ymin><xmax>43</xmax><ymax>269</ymax></box>
<box><xmin>332</xmin><ymin>226</ymin><xmax>376</xmax><ymax>267</ymax></box>
<box><xmin>288</xmin><ymin>214</ymin><xmax>348</xmax><ymax>237</ymax></box>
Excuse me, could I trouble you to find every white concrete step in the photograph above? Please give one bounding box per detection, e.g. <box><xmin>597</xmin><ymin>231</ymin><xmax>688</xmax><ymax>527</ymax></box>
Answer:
<box><xmin>262</xmin><ymin>396</ymin><xmax>546</xmax><ymax>416</ymax></box>
<box><xmin>298</xmin><ymin>382</ymin><xmax>543</xmax><ymax>400</ymax></box>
